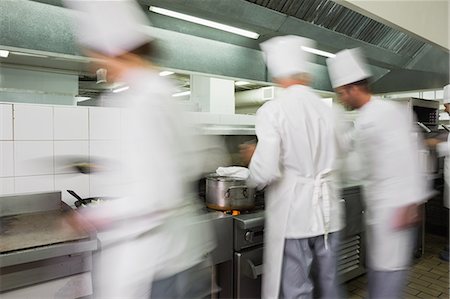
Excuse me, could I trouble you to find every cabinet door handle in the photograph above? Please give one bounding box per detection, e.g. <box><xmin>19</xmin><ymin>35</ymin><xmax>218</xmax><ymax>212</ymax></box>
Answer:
<box><xmin>244</xmin><ymin>260</ymin><xmax>263</xmax><ymax>279</ymax></box>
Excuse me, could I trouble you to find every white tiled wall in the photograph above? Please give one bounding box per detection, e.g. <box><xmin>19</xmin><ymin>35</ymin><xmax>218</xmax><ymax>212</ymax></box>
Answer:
<box><xmin>0</xmin><ymin>178</ymin><xmax>14</xmax><ymax>195</ymax></box>
<box><xmin>0</xmin><ymin>104</ymin><xmax>13</xmax><ymax>140</ymax></box>
<box><xmin>0</xmin><ymin>103</ymin><xmax>124</xmax><ymax>206</ymax></box>
<box><xmin>14</xmin><ymin>141</ymin><xmax>54</xmax><ymax>176</ymax></box>
<box><xmin>54</xmin><ymin>107</ymin><xmax>89</xmax><ymax>140</ymax></box>
<box><xmin>15</xmin><ymin>175</ymin><xmax>54</xmax><ymax>193</ymax></box>
<box><xmin>0</xmin><ymin>103</ymin><xmax>255</xmax><ymax>206</ymax></box>
<box><xmin>0</xmin><ymin>141</ymin><xmax>14</xmax><ymax>177</ymax></box>
<box><xmin>89</xmin><ymin>107</ymin><xmax>121</xmax><ymax>140</ymax></box>
<box><xmin>54</xmin><ymin>141</ymin><xmax>89</xmax><ymax>174</ymax></box>
<box><xmin>14</xmin><ymin>104</ymin><xmax>53</xmax><ymax>140</ymax></box>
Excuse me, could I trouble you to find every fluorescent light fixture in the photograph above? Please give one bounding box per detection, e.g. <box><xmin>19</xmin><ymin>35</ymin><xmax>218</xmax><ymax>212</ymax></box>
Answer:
<box><xmin>0</xmin><ymin>50</ymin><xmax>10</xmax><ymax>58</ymax></box>
<box><xmin>235</xmin><ymin>81</ymin><xmax>251</xmax><ymax>86</ymax></box>
<box><xmin>10</xmin><ymin>51</ymin><xmax>48</xmax><ymax>58</ymax></box>
<box><xmin>301</xmin><ymin>46</ymin><xmax>335</xmax><ymax>58</ymax></box>
<box><xmin>112</xmin><ymin>86</ymin><xmax>130</xmax><ymax>93</ymax></box>
<box><xmin>159</xmin><ymin>71</ymin><xmax>174</xmax><ymax>77</ymax></box>
<box><xmin>172</xmin><ymin>91</ymin><xmax>191</xmax><ymax>97</ymax></box>
<box><xmin>75</xmin><ymin>96</ymin><xmax>91</xmax><ymax>102</ymax></box>
<box><xmin>149</xmin><ymin>6</ymin><xmax>260</xmax><ymax>39</ymax></box>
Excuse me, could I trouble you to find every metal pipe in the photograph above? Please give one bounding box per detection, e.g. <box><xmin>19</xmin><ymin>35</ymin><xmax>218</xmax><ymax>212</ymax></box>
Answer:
<box><xmin>417</xmin><ymin>121</ymin><xmax>432</xmax><ymax>133</ymax></box>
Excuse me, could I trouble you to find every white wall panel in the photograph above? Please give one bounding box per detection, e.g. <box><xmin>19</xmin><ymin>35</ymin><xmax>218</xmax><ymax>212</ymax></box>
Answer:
<box><xmin>14</xmin><ymin>104</ymin><xmax>53</xmax><ymax>140</ymax></box>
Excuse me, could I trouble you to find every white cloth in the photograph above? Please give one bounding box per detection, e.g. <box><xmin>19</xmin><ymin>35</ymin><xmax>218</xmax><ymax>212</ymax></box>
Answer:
<box><xmin>326</xmin><ymin>48</ymin><xmax>371</xmax><ymax>88</ymax></box>
<box><xmin>351</xmin><ymin>97</ymin><xmax>428</xmax><ymax>271</ymax></box>
<box><xmin>84</xmin><ymin>68</ymin><xmax>215</xmax><ymax>298</ymax></box>
<box><xmin>437</xmin><ymin>134</ymin><xmax>450</xmax><ymax>208</ymax></box>
<box><xmin>247</xmin><ymin>84</ymin><xmax>344</xmax><ymax>299</ymax></box>
<box><xmin>215</xmin><ymin>166</ymin><xmax>249</xmax><ymax>179</ymax></box>
<box><xmin>260</xmin><ymin>35</ymin><xmax>315</xmax><ymax>78</ymax></box>
<box><xmin>443</xmin><ymin>84</ymin><xmax>450</xmax><ymax>104</ymax></box>
<box><xmin>64</xmin><ymin>0</ymin><xmax>153</xmax><ymax>56</ymax></box>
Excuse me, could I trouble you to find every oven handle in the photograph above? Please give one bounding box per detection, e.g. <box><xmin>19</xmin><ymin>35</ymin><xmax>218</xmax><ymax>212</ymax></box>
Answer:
<box><xmin>244</xmin><ymin>260</ymin><xmax>263</xmax><ymax>279</ymax></box>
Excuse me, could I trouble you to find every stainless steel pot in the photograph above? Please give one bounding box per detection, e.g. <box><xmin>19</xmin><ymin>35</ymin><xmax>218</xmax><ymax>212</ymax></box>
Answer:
<box><xmin>206</xmin><ymin>174</ymin><xmax>255</xmax><ymax>211</ymax></box>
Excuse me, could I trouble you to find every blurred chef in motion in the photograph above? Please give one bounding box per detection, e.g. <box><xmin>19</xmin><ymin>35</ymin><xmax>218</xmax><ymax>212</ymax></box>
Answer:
<box><xmin>327</xmin><ymin>49</ymin><xmax>429</xmax><ymax>299</ymax></box>
<box><xmin>426</xmin><ymin>83</ymin><xmax>450</xmax><ymax>261</ymax></box>
<box><xmin>63</xmin><ymin>0</ymin><xmax>214</xmax><ymax>298</ymax></box>
<box><xmin>240</xmin><ymin>36</ymin><xmax>344</xmax><ymax>299</ymax></box>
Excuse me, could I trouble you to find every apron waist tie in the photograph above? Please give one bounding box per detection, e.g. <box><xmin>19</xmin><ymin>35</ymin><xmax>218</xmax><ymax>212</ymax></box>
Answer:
<box><xmin>286</xmin><ymin>168</ymin><xmax>333</xmax><ymax>250</ymax></box>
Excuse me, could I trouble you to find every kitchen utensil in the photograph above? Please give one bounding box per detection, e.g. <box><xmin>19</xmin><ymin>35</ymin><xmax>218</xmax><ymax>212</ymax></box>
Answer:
<box><xmin>205</xmin><ymin>174</ymin><xmax>255</xmax><ymax>211</ymax></box>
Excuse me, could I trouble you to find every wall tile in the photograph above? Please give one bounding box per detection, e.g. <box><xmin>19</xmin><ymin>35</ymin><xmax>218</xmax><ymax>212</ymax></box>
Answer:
<box><xmin>54</xmin><ymin>141</ymin><xmax>89</xmax><ymax>174</ymax></box>
<box><xmin>14</xmin><ymin>104</ymin><xmax>53</xmax><ymax>140</ymax></box>
<box><xmin>15</xmin><ymin>175</ymin><xmax>54</xmax><ymax>193</ymax></box>
<box><xmin>0</xmin><ymin>104</ymin><xmax>13</xmax><ymax>140</ymax></box>
<box><xmin>14</xmin><ymin>141</ymin><xmax>53</xmax><ymax>176</ymax></box>
<box><xmin>0</xmin><ymin>177</ymin><xmax>14</xmax><ymax>195</ymax></box>
<box><xmin>89</xmin><ymin>107</ymin><xmax>121</xmax><ymax>140</ymax></box>
<box><xmin>54</xmin><ymin>107</ymin><xmax>88</xmax><ymax>140</ymax></box>
<box><xmin>0</xmin><ymin>141</ymin><xmax>14</xmax><ymax>177</ymax></box>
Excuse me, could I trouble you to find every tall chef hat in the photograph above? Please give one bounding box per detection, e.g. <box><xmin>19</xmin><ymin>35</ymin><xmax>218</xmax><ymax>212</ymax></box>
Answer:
<box><xmin>443</xmin><ymin>84</ymin><xmax>450</xmax><ymax>104</ymax></box>
<box><xmin>326</xmin><ymin>48</ymin><xmax>371</xmax><ymax>88</ymax></box>
<box><xmin>260</xmin><ymin>35</ymin><xmax>315</xmax><ymax>78</ymax></box>
<box><xmin>64</xmin><ymin>0</ymin><xmax>153</xmax><ymax>57</ymax></box>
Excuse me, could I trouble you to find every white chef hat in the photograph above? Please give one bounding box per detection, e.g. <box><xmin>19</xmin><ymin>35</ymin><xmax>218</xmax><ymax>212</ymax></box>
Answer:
<box><xmin>443</xmin><ymin>84</ymin><xmax>450</xmax><ymax>104</ymax></box>
<box><xmin>64</xmin><ymin>0</ymin><xmax>153</xmax><ymax>57</ymax></box>
<box><xmin>326</xmin><ymin>48</ymin><xmax>372</xmax><ymax>88</ymax></box>
<box><xmin>260</xmin><ymin>35</ymin><xmax>315</xmax><ymax>78</ymax></box>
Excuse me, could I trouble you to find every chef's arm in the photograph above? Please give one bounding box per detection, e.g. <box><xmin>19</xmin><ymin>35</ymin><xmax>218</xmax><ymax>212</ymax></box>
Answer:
<box><xmin>332</xmin><ymin>106</ymin><xmax>355</xmax><ymax>154</ymax></box>
<box><xmin>247</xmin><ymin>104</ymin><xmax>281</xmax><ymax>190</ymax></box>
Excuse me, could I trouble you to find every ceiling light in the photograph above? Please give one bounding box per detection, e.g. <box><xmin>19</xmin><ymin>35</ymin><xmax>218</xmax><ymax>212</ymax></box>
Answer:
<box><xmin>159</xmin><ymin>71</ymin><xmax>174</xmax><ymax>77</ymax></box>
<box><xmin>149</xmin><ymin>6</ymin><xmax>260</xmax><ymax>39</ymax></box>
<box><xmin>172</xmin><ymin>91</ymin><xmax>191</xmax><ymax>97</ymax></box>
<box><xmin>301</xmin><ymin>46</ymin><xmax>335</xmax><ymax>58</ymax></box>
<box><xmin>75</xmin><ymin>96</ymin><xmax>91</xmax><ymax>102</ymax></box>
<box><xmin>235</xmin><ymin>81</ymin><xmax>251</xmax><ymax>86</ymax></box>
<box><xmin>10</xmin><ymin>51</ymin><xmax>48</xmax><ymax>58</ymax></box>
<box><xmin>0</xmin><ymin>50</ymin><xmax>10</xmax><ymax>58</ymax></box>
<box><xmin>112</xmin><ymin>86</ymin><xmax>130</xmax><ymax>93</ymax></box>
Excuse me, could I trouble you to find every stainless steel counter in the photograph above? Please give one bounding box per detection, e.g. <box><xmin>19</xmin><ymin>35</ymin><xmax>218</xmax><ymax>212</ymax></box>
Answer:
<box><xmin>0</xmin><ymin>192</ymin><xmax>97</xmax><ymax>295</ymax></box>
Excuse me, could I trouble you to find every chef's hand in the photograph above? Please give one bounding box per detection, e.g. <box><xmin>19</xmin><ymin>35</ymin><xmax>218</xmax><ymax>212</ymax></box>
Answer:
<box><xmin>392</xmin><ymin>203</ymin><xmax>423</xmax><ymax>230</ymax></box>
<box><xmin>63</xmin><ymin>211</ymin><xmax>92</xmax><ymax>234</ymax></box>
<box><xmin>239</xmin><ymin>143</ymin><xmax>256</xmax><ymax>166</ymax></box>
<box><xmin>425</xmin><ymin>138</ymin><xmax>441</xmax><ymax>149</ymax></box>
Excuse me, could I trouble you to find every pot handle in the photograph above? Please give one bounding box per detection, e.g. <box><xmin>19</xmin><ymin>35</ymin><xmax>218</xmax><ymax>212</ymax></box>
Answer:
<box><xmin>225</xmin><ymin>186</ymin><xmax>248</xmax><ymax>198</ymax></box>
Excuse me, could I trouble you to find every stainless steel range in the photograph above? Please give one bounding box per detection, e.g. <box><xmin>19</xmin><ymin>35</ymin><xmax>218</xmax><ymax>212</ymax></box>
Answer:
<box><xmin>233</xmin><ymin>210</ymin><xmax>264</xmax><ymax>299</ymax></box>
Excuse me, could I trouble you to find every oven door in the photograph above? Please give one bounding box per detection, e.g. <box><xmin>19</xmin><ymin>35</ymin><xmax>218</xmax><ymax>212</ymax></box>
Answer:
<box><xmin>234</xmin><ymin>246</ymin><xmax>263</xmax><ymax>299</ymax></box>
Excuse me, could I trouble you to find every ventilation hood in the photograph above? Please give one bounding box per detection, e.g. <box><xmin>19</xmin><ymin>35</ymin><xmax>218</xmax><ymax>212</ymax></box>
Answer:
<box><xmin>0</xmin><ymin>0</ymin><xmax>448</xmax><ymax>94</ymax></box>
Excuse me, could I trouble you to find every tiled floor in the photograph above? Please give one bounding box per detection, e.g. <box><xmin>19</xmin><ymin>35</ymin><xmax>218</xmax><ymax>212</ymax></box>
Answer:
<box><xmin>346</xmin><ymin>234</ymin><xmax>449</xmax><ymax>299</ymax></box>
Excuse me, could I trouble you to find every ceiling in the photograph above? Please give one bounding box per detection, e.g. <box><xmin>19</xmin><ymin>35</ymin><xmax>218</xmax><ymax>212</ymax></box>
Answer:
<box><xmin>140</xmin><ymin>0</ymin><xmax>449</xmax><ymax>92</ymax></box>
<box><xmin>1</xmin><ymin>0</ymin><xmax>449</xmax><ymax>96</ymax></box>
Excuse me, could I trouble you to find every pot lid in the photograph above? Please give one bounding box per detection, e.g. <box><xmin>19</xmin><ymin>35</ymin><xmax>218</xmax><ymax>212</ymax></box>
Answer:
<box><xmin>206</xmin><ymin>174</ymin><xmax>246</xmax><ymax>182</ymax></box>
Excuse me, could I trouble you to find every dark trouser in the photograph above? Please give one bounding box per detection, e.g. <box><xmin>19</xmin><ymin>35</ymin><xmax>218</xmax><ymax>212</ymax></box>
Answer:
<box><xmin>150</xmin><ymin>261</ymin><xmax>212</xmax><ymax>299</ymax></box>
<box><xmin>279</xmin><ymin>232</ymin><xmax>342</xmax><ymax>299</ymax></box>
<box><xmin>367</xmin><ymin>269</ymin><xmax>408</xmax><ymax>299</ymax></box>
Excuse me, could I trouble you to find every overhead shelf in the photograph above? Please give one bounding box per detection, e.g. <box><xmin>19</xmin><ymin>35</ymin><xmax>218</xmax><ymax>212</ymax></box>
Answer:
<box><xmin>185</xmin><ymin>112</ymin><xmax>256</xmax><ymax>135</ymax></box>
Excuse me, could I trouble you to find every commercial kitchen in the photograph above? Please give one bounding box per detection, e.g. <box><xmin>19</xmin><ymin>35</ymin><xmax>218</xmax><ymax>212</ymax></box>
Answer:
<box><xmin>0</xmin><ymin>0</ymin><xmax>449</xmax><ymax>298</ymax></box>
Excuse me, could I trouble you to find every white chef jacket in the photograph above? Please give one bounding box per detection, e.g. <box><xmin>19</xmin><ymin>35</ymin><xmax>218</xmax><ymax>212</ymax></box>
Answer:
<box><xmin>352</xmin><ymin>97</ymin><xmax>429</xmax><ymax>271</ymax></box>
<box><xmin>82</xmin><ymin>68</ymin><xmax>214</xmax><ymax>298</ymax></box>
<box><xmin>437</xmin><ymin>134</ymin><xmax>450</xmax><ymax>208</ymax></box>
<box><xmin>247</xmin><ymin>84</ymin><xmax>344</xmax><ymax>299</ymax></box>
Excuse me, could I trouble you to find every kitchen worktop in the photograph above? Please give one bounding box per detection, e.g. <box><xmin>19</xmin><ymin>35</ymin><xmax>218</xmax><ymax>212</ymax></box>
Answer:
<box><xmin>0</xmin><ymin>210</ymin><xmax>90</xmax><ymax>253</ymax></box>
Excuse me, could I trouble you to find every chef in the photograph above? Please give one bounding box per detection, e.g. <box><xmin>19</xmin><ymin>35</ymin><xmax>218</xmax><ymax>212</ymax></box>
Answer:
<box><xmin>63</xmin><ymin>1</ymin><xmax>214</xmax><ymax>298</ymax></box>
<box><xmin>426</xmin><ymin>84</ymin><xmax>450</xmax><ymax>261</ymax></box>
<box><xmin>241</xmin><ymin>36</ymin><xmax>344</xmax><ymax>299</ymax></box>
<box><xmin>327</xmin><ymin>48</ymin><xmax>428</xmax><ymax>298</ymax></box>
